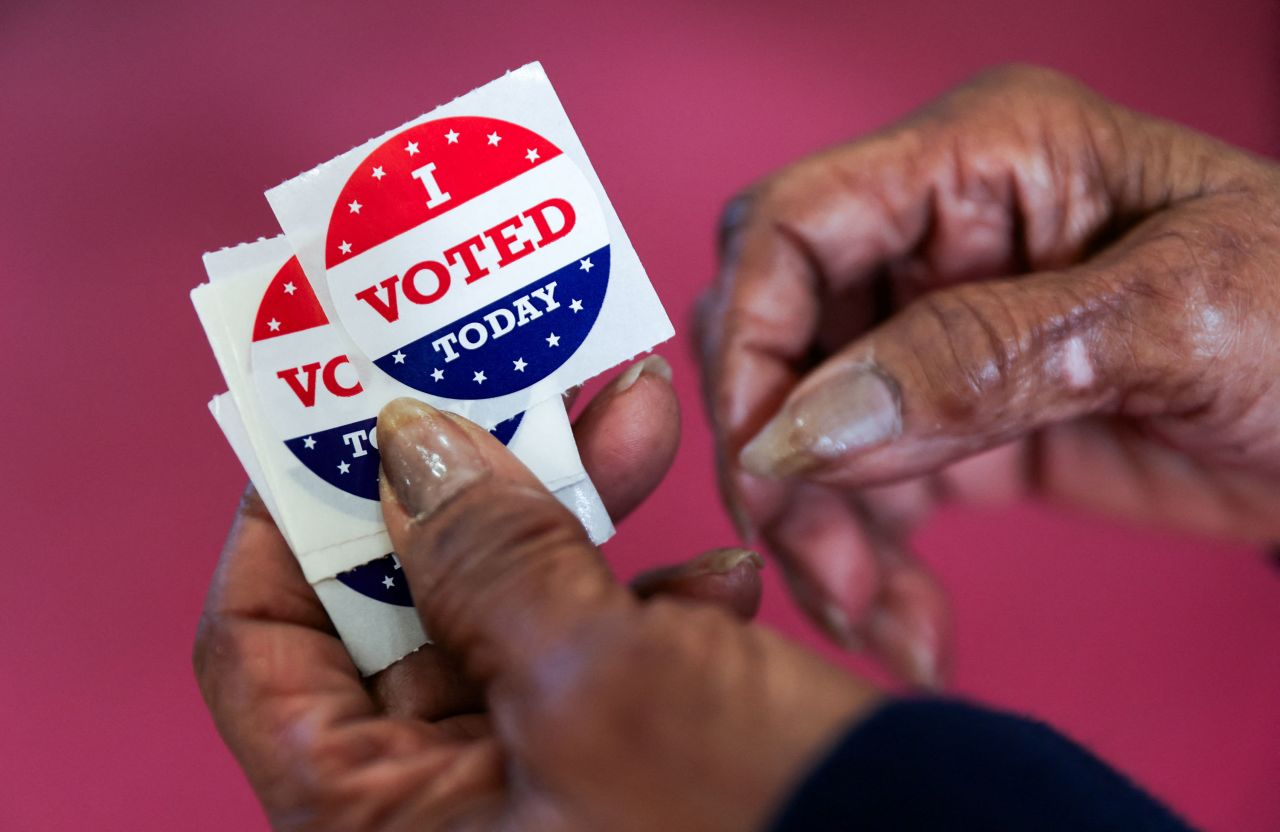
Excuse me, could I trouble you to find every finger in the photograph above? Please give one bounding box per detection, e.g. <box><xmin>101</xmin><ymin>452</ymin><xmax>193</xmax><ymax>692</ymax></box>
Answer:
<box><xmin>738</xmin><ymin>217</ymin><xmax>1209</xmax><ymax>489</ymax></box>
<box><xmin>630</xmin><ymin>547</ymin><xmax>764</xmax><ymax>620</ymax></box>
<box><xmin>762</xmin><ymin>483</ymin><xmax>883</xmax><ymax>647</ymax></box>
<box><xmin>572</xmin><ymin>355</ymin><xmax>680</xmax><ymax>521</ymax></box>
<box><xmin>193</xmin><ymin>488</ymin><xmax>410</xmax><ymax>807</ymax></box>
<box><xmin>859</xmin><ymin>534</ymin><xmax>951</xmax><ymax>689</ymax></box>
<box><xmin>762</xmin><ymin>485</ymin><xmax>950</xmax><ymax>687</ymax></box>
<box><xmin>368</xmin><ymin>647</ymin><xmax>484</xmax><ymax>720</ymax></box>
<box><xmin>1023</xmin><ymin>418</ymin><xmax>1280</xmax><ymax>540</ymax></box>
<box><xmin>698</xmin><ymin>66</ymin><xmax>1202</xmax><ymax>533</ymax></box>
<box><xmin>377</xmin><ymin>398</ymin><xmax>633</xmax><ymax>689</ymax></box>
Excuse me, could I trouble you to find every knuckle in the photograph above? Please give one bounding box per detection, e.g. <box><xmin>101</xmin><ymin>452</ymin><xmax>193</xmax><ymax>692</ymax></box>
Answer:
<box><xmin>953</xmin><ymin>64</ymin><xmax>1104</xmax><ymax>132</ymax></box>
<box><xmin>1116</xmin><ymin>217</ymin><xmax>1258</xmax><ymax>379</ymax></box>
<box><xmin>717</xmin><ymin>175</ymin><xmax>809</xmax><ymax>255</ymax></box>
<box><xmin>431</xmin><ymin>483</ymin><xmax>582</xmax><ymax>568</ymax></box>
<box><xmin>971</xmin><ymin>63</ymin><xmax>1081</xmax><ymax>97</ymax></box>
<box><xmin>901</xmin><ymin>285</ymin><xmax>1028</xmax><ymax>420</ymax></box>
<box><xmin>191</xmin><ymin>612</ymin><xmax>227</xmax><ymax>696</ymax></box>
<box><xmin>190</xmin><ymin>612</ymin><xmax>265</xmax><ymax>710</ymax></box>
<box><xmin>717</xmin><ymin>188</ymin><xmax>762</xmax><ymax>253</ymax></box>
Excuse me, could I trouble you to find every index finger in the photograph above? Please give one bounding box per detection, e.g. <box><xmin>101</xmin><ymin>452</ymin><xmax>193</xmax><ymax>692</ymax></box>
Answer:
<box><xmin>698</xmin><ymin>143</ymin><xmax>926</xmax><ymax>535</ymax></box>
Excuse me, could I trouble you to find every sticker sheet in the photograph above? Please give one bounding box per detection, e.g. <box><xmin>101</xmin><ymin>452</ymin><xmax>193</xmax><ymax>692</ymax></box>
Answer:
<box><xmin>194</xmin><ymin>63</ymin><xmax>664</xmax><ymax>674</ymax></box>
<box><xmin>266</xmin><ymin>62</ymin><xmax>672</xmax><ymax>429</ymax></box>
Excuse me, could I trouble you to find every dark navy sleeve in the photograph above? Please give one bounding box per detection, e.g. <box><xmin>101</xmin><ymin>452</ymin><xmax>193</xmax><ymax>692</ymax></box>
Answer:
<box><xmin>770</xmin><ymin>699</ymin><xmax>1195</xmax><ymax>832</ymax></box>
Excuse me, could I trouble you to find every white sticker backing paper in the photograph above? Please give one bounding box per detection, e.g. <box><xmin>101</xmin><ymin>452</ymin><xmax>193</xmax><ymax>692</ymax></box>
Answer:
<box><xmin>193</xmin><ymin>62</ymin><xmax>665</xmax><ymax>675</ymax></box>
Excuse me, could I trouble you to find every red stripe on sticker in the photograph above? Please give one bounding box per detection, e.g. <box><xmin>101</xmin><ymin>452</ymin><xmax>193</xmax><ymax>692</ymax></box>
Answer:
<box><xmin>324</xmin><ymin>116</ymin><xmax>563</xmax><ymax>268</ymax></box>
<box><xmin>253</xmin><ymin>256</ymin><xmax>329</xmax><ymax>342</ymax></box>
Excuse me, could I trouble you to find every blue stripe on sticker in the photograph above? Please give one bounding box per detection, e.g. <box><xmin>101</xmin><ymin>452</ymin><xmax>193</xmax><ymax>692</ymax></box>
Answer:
<box><xmin>336</xmin><ymin>553</ymin><xmax>414</xmax><ymax>607</ymax></box>
<box><xmin>285</xmin><ymin>410</ymin><xmax>524</xmax><ymax>500</ymax></box>
<box><xmin>373</xmin><ymin>245</ymin><xmax>610</xmax><ymax>398</ymax></box>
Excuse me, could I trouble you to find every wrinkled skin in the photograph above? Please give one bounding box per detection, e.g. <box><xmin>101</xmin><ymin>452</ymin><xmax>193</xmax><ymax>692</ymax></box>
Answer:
<box><xmin>697</xmin><ymin>65</ymin><xmax>1280</xmax><ymax>685</ymax></box>
<box><xmin>196</xmin><ymin>65</ymin><xmax>1280</xmax><ymax>830</ymax></box>
<box><xmin>195</xmin><ymin>367</ymin><xmax>877</xmax><ymax>831</ymax></box>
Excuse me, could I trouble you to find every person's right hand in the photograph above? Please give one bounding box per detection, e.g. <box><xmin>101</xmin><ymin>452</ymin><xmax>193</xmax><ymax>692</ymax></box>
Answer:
<box><xmin>697</xmin><ymin>65</ymin><xmax>1280</xmax><ymax>686</ymax></box>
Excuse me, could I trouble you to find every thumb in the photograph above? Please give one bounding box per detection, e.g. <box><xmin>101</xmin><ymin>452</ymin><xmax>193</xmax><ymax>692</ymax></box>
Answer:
<box><xmin>739</xmin><ymin>264</ymin><xmax>1185</xmax><ymax>486</ymax></box>
<box><xmin>376</xmin><ymin>398</ymin><xmax>632</xmax><ymax>686</ymax></box>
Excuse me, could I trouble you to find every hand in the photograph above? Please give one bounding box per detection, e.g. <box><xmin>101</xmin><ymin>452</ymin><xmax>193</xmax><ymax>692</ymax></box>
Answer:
<box><xmin>696</xmin><ymin>64</ymin><xmax>1280</xmax><ymax>686</ymax></box>
<box><xmin>195</xmin><ymin>360</ymin><xmax>879</xmax><ymax>830</ymax></box>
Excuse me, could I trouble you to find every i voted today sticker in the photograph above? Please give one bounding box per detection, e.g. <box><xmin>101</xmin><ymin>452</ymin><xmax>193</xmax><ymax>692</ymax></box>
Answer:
<box><xmin>248</xmin><ymin>254</ymin><xmax>522</xmax><ymax>501</ymax></box>
<box><xmin>322</xmin><ymin>115</ymin><xmax>609</xmax><ymax>399</ymax></box>
<box><xmin>267</xmin><ymin>62</ymin><xmax>673</xmax><ymax>430</ymax></box>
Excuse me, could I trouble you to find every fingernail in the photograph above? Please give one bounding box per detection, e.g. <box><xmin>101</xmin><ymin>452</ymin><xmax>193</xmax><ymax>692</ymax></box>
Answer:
<box><xmin>783</xmin><ymin>566</ymin><xmax>862</xmax><ymax>650</ymax></box>
<box><xmin>739</xmin><ymin>365</ymin><xmax>900</xmax><ymax>478</ymax></box>
<box><xmin>630</xmin><ymin>547</ymin><xmax>762</xmax><ymax>595</ymax></box>
<box><xmin>691</xmin><ymin>547</ymin><xmax>764</xmax><ymax>576</ymax></box>
<box><xmin>377</xmin><ymin>398</ymin><xmax>490</xmax><ymax>518</ymax></box>
<box><xmin>819</xmin><ymin>601</ymin><xmax>863</xmax><ymax>651</ymax></box>
<box><xmin>868</xmin><ymin>606</ymin><xmax>943</xmax><ymax>690</ymax></box>
<box><xmin>613</xmin><ymin>354</ymin><xmax>673</xmax><ymax>394</ymax></box>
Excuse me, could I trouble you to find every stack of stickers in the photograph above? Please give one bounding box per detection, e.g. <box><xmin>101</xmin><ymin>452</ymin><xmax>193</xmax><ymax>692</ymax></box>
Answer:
<box><xmin>193</xmin><ymin>63</ymin><xmax>673</xmax><ymax>674</ymax></box>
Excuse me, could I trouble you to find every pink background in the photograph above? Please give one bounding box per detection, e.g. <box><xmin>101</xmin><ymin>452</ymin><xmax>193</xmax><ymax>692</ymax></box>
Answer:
<box><xmin>2</xmin><ymin>1</ymin><xmax>1277</xmax><ymax>828</ymax></box>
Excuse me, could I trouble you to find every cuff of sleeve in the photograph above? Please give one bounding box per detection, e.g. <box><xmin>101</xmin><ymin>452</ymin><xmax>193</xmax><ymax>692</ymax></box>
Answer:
<box><xmin>768</xmin><ymin>698</ymin><xmax>1194</xmax><ymax>832</ymax></box>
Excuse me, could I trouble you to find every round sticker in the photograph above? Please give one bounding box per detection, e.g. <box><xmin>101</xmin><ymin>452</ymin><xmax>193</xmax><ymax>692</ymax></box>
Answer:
<box><xmin>322</xmin><ymin>115</ymin><xmax>611</xmax><ymax>399</ymax></box>
<box><xmin>336</xmin><ymin>553</ymin><xmax>413</xmax><ymax>607</ymax></box>
<box><xmin>249</xmin><ymin>255</ymin><xmax>522</xmax><ymax>501</ymax></box>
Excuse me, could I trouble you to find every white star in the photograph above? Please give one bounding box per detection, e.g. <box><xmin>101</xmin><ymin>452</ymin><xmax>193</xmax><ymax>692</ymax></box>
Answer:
<box><xmin>337</xmin><ymin>461</ymin><xmax>351</xmax><ymax>474</ymax></box>
<box><xmin>579</xmin><ymin>257</ymin><xmax>593</xmax><ymax>272</ymax></box>
<box><xmin>267</xmin><ymin>318</ymin><xmax>281</xmax><ymax>332</ymax></box>
<box><xmin>348</xmin><ymin>199</ymin><xmax>362</xmax><ymax>214</ymax></box>
<box><xmin>339</xmin><ymin>241</ymin><xmax>352</xmax><ymax>255</ymax></box>
<box><xmin>546</xmin><ymin>333</ymin><xmax>560</xmax><ymax>347</ymax></box>
<box><xmin>371</xmin><ymin>166</ymin><xmax>385</xmax><ymax>180</ymax></box>
<box><xmin>513</xmin><ymin>358</ymin><xmax>527</xmax><ymax>372</ymax></box>
<box><xmin>525</xmin><ymin>148</ymin><xmax>540</xmax><ymax>163</ymax></box>
<box><xmin>487</xmin><ymin>131</ymin><xmax>502</xmax><ymax>146</ymax></box>
<box><xmin>382</xmin><ymin>575</ymin><xmax>395</xmax><ymax>589</ymax></box>
<box><xmin>473</xmin><ymin>370</ymin><xmax>487</xmax><ymax>384</ymax></box>
<box><xmin>392</xmin><ymin>350</ymin><xmax>406</xmax><ymax>364</ymax></box>
<box><xmin>445</xmin><ymin>129</ymin><xmax>459</xmax><ymax>144</ymax></box>
<box><xmin>569</xmin><ymin>299</ymin><xmax>583</xmax><ymax>313</ymax></box>
<box><xmin>283</xmin><ymin>281</ymin><xmax>297</xmax><ymax>295</ymax></box>
<box><xmin>302</xmin><ymin>436</ymin><xmax>316</xmax><ymax>450</ymax></box>
<box><xmin>405</xmin><ymin>140</ymin><xmax>420</xmax><ymax>155</ymax></box>
<box><xmin>431</xmin><ymin>368</ymin><xmax>444</xmax><ymax>382</ymax></box>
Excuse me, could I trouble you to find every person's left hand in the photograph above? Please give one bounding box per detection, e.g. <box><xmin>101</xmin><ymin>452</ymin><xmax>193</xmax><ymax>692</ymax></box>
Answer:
<box><xmin>195</xmin><ymin>358</ymin><xmax>879</xmax><ymax>830</ymax></box>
